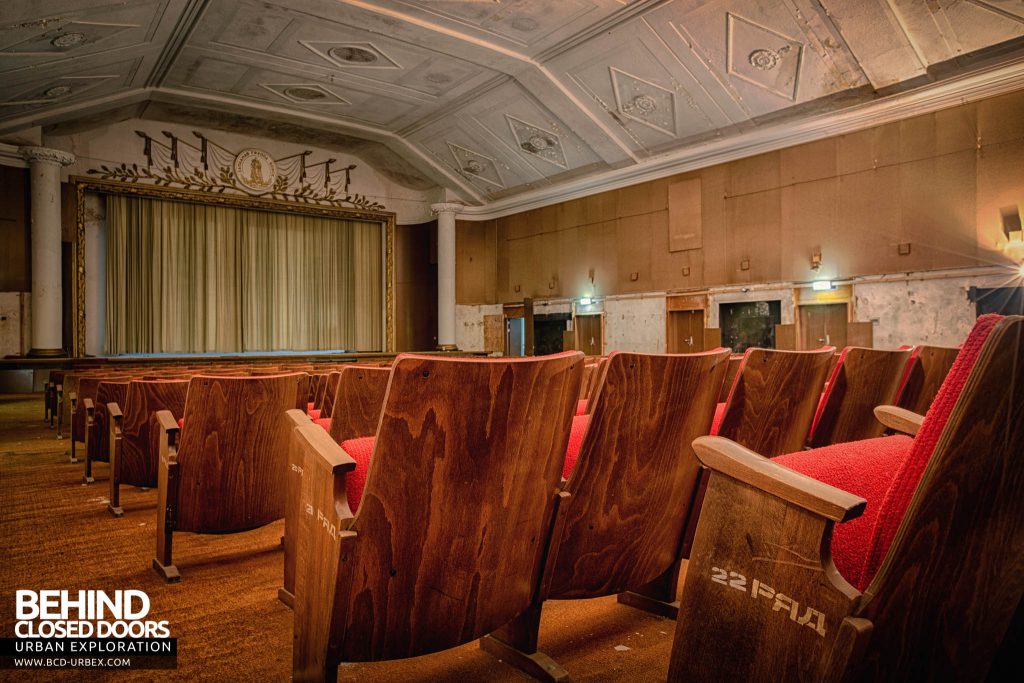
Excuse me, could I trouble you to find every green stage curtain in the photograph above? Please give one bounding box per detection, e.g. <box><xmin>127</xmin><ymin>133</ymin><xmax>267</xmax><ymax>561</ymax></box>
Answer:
<box><xmin>105</xmin><ymin>194</ymin><xmax>383</xmax><ymax>354</ymax></box>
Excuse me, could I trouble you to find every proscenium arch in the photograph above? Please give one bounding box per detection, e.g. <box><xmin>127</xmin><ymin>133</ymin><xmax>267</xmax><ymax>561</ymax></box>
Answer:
<box><xmin>71</xmin><ymin>175</ymin><xmax>396</xmax><ymax>357</ymax></box>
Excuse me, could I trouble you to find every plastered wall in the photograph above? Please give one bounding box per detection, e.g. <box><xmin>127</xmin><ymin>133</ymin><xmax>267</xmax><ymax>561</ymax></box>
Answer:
<box><xmin>854</xmin><ymin>273</ymin><xmax>1010</xmax><ymax>348</ymax></box>
<box><xmin>456</xmin><ymin>269</ymin><xmax>1012</xmax><ymax>353</ymax></box>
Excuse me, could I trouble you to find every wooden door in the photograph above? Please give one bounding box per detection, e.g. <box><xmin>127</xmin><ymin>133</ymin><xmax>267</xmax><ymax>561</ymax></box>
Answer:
<box><xmin>667</xmin><ymin>310</ymin><xmax>706</xmax><ymax>353</ymax></box>
<box><xmin>799</xmin><ymin>303</ymin><xmax>848</xmax><ymax>350</ymax></box>
<box><xmin>575</xmin><ymin>315</ymin><xmax>603</xmax><ymax>356</ymax></box>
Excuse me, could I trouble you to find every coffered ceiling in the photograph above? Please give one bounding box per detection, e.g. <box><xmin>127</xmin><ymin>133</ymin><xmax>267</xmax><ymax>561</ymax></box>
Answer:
<box><xmin>2</xmin><ymin>0</ymin><xmax>1023</xmax><ymax>205</ymax></box>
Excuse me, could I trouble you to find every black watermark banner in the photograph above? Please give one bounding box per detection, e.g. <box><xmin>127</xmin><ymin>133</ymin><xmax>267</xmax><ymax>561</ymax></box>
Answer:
<box><xmin>0</xmin><ymin>638</ymin><xmax>177</xmax><ymax>670</ymax></box>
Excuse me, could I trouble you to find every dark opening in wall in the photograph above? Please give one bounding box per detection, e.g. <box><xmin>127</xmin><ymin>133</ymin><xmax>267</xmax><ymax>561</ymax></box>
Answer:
<box><xmin>720</xmin><ymin>300</ymin><xmax>782</xmax><ymax>352</ymax></box>
<box><xmin>971</xmin><ymin>287</ymin><xmax>1024</xmax><ymax>316</ymax></box>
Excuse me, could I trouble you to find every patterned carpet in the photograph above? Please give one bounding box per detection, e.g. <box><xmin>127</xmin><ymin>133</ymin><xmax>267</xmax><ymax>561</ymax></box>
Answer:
<box><xmin>0</xmin><ymin>395</ymin><xmax>680</xmax><ymax>682</ymax></box>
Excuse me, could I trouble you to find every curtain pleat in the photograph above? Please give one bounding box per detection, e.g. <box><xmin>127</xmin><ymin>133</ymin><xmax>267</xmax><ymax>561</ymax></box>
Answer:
<box><xmin>104</xmin><ymin>194</ymin><xmax>383</xmax><ymax>354</ymax></box>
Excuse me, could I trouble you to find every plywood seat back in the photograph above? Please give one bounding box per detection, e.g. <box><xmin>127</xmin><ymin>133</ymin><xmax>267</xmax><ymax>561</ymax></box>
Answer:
<box><xmin>809</xmin><ymin>347</ymin><xmax>913</xmax><ymax>447</ymax></box>
<box><xmin>327</xmin><ymin>366</ymin><xmax>390</xmax><ymax>444</ymax></box>
<box><xmin>546</xmin><ymin>349</ymin><xmax>731</xmax><ymax>600</ymax></box>
<box><xmin>90</xmin><ymin>380</ymin><xmax>130</xmax><ymax>464</ymax></box>
<box><xmin>716</xmin><ymin>347</ymin><xmax>835</xmax><ymax>457</ymax></box>
<box><xmin>331</xmin><ymin>352</ymin><xmax>583</xmax><ymax>662</ymax></box>
<box><xmin>894</xmin><ymin>344</ymin><xmax>960</xmax><ymax>415</ymax></box>
<box><xmin>174</xmin><ymin>372</ymin><xmax>308</xmax><ymax>533</ymax></box>
<box><xmin>72</xmin><ymin>376</ymin><xmax>106</xmax><ymax>441</ymax></box>
<box><xmin>120</xmin><ymin>379</ymin><xmax>189</xmax><ymax>487</ymax></box>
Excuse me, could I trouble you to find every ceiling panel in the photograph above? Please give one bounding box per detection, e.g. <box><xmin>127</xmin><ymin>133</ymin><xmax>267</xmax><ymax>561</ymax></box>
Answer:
<box><xmin>0</xmin><ymin>0</ymin><xmax>1022</xmax><ymax>201</ymax></box>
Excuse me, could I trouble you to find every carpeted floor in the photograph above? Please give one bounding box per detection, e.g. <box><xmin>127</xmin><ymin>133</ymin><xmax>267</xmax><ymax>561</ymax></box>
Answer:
<box><xmin>0</xmin><ymin>395</ymin><xmax>681</xmax><ymax>682</ymax></box>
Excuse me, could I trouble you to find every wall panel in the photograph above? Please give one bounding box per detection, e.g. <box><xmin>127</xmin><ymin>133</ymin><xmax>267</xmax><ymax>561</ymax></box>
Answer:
<box><xmin>455</xmin><ymin>92</ymin><xmax>1024</xmax><ymax>306</ymax></box>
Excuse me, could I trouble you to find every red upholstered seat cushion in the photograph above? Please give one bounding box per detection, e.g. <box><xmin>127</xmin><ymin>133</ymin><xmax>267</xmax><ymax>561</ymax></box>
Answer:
<box><xmin>307</xmin><ymin>408</ymin><xmax>322</xmax><ymax>420</ymax></box>
<box><xmin>777</xmin><ymin>313</ymin><xmax>1002</xmax><ymax>591</ymax></box>
<box><xmin>562</xmin><ymin>415</ymin><xmax>590</xmax><ymax>480</ymax></box>
<box><xmin>775</xmin><ymin>435</ymin><xmax>914</xmax><ymax>589</ymax></box>
<box><xmin>575</xmin><ymin>399</ymin><xmax>588</xmax><ymax>416</ymax></box>
<box><xmin>338</xmin><ymin>436</ymin><xmax>374</xmax><ymax>513</ymax></box>
<box><xmin>861</xmin><ymin>313</ymin><xmax>1001</xmax><ymax>585</ymax></box>
<box><xmin>710</xmin><ymin>402</ymin><xmax>726</xmax><ymax>435</ymax></box>
<box><xmin>314</xmin><ymin>417</ymin><xmax>331</xmax><ymax>433</ymax></box>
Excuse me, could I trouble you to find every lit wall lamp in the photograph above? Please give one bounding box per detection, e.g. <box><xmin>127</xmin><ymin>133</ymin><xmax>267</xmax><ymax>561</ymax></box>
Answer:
<box><xmin>810</xmin><ymin>249</ymin><xmax>822</xmax><ymax>272</ymax></box>
<box><xmin>1002</xmin><ymin>205</ymin><xmax>1023</xmax><ymax>245</ymax></box>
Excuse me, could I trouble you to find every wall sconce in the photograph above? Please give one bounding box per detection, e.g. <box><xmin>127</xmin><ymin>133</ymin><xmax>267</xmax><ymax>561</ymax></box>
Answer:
<box><xmin>898</xmin><ymin>243</ymin><xmax>912</xmax><ymax>256</ymax></box>
<box><xmin>682</xmin><ymin>266</ymin><xmax>690</xmax><ymax>277</ymax></box>
<box><xmin>629</xmin><ymin>272</ymin><xmax>639</xmax><ymax>281</ymax></box>
<box><xmin>1002</xmin><ymin>205</ymin><xmax>1023</xmax><ymax>245</ymax></box>
<box><xmin>548</xmin><ymin>279</ymin><xmax>557</xmax><ymax>290</ymax></box>
<box><xmin>588</xmin><ymin>268</ymin><xmax>595</xmax><ymax>285</ymax></box>
<box><xmin>514</xmin><ymin>284</ymin><xmax>521</xmax><ymax>293</ymax></box>
<box><xmin>810</xmin><ymin>249</ymin><xmax>822</xmax><ymax>272</ymax></box>
<box><xmin>740</xmin><ymin>258</ymin><xmax>750</xmax><ymax>271</ymax></box>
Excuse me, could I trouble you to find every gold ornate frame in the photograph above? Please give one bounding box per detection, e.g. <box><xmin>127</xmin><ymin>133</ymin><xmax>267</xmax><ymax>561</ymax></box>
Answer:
<box><xmin>72</xmin><ymin>176</ymin><xmax>396</xmax><ymax>357</ymax></box>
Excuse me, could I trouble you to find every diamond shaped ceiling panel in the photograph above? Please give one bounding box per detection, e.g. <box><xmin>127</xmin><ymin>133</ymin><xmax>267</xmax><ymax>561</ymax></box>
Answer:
<box><xmin>725</xmin><ymin>13</ymin><xmax>803</xmax><ymax>101</ymax></box>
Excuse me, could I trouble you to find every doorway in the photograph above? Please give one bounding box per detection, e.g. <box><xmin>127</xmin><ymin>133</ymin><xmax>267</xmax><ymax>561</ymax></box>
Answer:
<box><xmin>575</xmin><ymin>314</ymin><xmax>603</xmax><ymax>356</ymax></box>
<box><xmin>799</xmin><ymin>303</ymin><xmax>848</xmax><ymax>349</ymax></box>
<box><xmin>667</xmin><ymin>309</ymin><xmax>706</xmax><ymax>353</ymax></box>
<box><xmin>719</xmin><ymin>300</ymin><xmax>781</xmax><ymax>352</ymax></box>
<box><xmin>534</xmin><ymin>313</ymin><xmax>571</xmax><ymax>356</ymax></box>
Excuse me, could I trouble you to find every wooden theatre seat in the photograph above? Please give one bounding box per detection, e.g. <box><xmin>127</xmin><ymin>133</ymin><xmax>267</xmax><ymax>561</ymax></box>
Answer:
<box><xmin>280</xmin><ymin>365</ymin><xmax>391</xmax><ymax>607</ymax></box>
<box><xmin>669</xmin><ymin>314</ymin><xmax>1023</xmax><ymax>681</ymax></box>
<box><xmin>151</xmin><ymin>372</ymin><xmax>308</xmax><ymax>582</ymax></box>
<box><xmin>82</xmin><ymin>379</ymin><xmax>131</xmax><ymax>483</ymax></box>
<box><xmin>712</xmin><ymin>347</ymin><xmax>836</xmax><ymax>458</ymax></box>
<box><xmin>807</xmin><ymin>347</ymin><xmax>912</xmax><ymax>447</ymax></box>
<box><xmin>106</xmin><ymin>379</ymin><xmax>189</xmax><ymax>517</ymax></box>
<box><xmin>894</xmin><ymin>343</ymin><xmax>959</xmax><ymax>415</ymax></box>
<box><xmin>481</xmin><ymin>349</ymin><xmax>731</xmax><ymax>681</ymax></box>
<box><xmin>289</xmin><ymin>352</ymin><xmax>583</xmax><ymax>682</ymax></box>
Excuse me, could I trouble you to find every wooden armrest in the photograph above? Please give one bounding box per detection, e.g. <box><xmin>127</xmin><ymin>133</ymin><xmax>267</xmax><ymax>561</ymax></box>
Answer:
<box><xmin>692</xmin><ymin>436</ymin><xmax>866</xmax><ymax>523</ymax></box>
<box><xmin>155</xmin><ymin>410</ymin><xmax>179</xmax><ymax>435</ymax></box>
<box><xmin>83</xmin><ymin>398</ymin><xmax>95</xmax><ymax>419</ymax></box>
<box><xmin>107</xmin><ymin>403</ymin><xmax>123</xmax><ymax>421</ymax></box>
<box><xmin>873</xmin><ymin>405</ymin><xmax>924</xmax><ymax>436</ymax></box>
<box><xmin>70</xmin><ymin>392</ymin><xmax>78</xmax><ymax>409</ymax></box>
<box><xmin>294</xmin><ymin>422</ymin><xmax>356</xmax><ymax>475</ymax></box>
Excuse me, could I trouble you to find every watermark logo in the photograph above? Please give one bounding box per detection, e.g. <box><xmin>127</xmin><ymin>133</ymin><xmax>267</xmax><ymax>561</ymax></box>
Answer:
<box><xmin>3</xmin><ymin>590</ymin><xmax>176</xmax><ymax>670</ymax></box>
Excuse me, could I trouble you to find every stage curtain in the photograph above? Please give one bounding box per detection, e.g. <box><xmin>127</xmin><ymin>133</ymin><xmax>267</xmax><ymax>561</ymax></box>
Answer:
<box><xmin>105</xmin><ymin>194</ymin><xmax>383</xmax><ymax>354</ymax></box>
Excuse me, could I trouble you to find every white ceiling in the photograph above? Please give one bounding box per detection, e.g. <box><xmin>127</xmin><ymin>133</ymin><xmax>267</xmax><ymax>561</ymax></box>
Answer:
<box><xmin>2</xmin><ymin>0</ymin><xmax>1023</xmax><ymax>204</ymax></box>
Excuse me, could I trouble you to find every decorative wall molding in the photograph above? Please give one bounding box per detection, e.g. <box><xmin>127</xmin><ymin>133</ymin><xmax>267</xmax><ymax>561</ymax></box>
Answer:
<box><xmin>87</xmin><ymin>130</ymin><xmax>386</xmax><ymax>210</ymax></box>
<box><xmin>455</xmin><ymin>58</ymin><xmax>1024</xmax><ymax>220</ymax></box>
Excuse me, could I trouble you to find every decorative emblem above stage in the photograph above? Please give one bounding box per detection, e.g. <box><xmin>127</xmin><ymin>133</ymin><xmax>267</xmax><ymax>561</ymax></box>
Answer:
<box><xmin>87</xmin><ymin>131</ymin><xmax>385</xmax><ymax>210</ymax></box>
<box><xmin>232</xmin><ymin>149</ymin><xmax>278</xmax><ymax>192</ymax></box>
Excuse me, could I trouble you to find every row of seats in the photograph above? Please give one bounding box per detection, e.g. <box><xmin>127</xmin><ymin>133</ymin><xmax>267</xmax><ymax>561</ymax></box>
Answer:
<box><xmin>45</xmin><ymin>324</ymin><xmax>1020</xmax><ymax>681</ymax></box>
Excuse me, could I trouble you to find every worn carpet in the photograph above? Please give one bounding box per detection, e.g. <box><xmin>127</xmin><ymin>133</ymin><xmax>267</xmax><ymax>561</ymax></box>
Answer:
<box><xmin>0</xmin><ymin>395</ymin><xmax>681</xmax><ymax>682</ymax></box>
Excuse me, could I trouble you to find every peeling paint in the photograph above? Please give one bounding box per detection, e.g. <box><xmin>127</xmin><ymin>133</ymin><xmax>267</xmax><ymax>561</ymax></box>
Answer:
<box><xmin>456</xmin><ymin>304</ymin><xmax>502</xmax><ymax>352</ymax></box>
<box><xmin>853</xmin><ymin>274</ymin><xmax>1008</xmax><ymax>348</ymax></box>
<box><xmin>605</xmin><ymin>297</ymin><xmax>665</xmax><ymax>353</ymax></box>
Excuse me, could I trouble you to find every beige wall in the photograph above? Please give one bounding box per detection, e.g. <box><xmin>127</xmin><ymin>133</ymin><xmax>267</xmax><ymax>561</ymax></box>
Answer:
<box><xmin>456</xmin><ymin>89</ymin><xmax>1024</xmax><ymax>305</ymax></box>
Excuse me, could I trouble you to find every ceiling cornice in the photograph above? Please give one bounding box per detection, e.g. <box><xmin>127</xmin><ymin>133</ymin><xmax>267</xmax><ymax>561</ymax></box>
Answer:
<box><xmin>454</xmin><ymin>55</ymin><xmax>1024</xmax><ymax>221</ymax></box>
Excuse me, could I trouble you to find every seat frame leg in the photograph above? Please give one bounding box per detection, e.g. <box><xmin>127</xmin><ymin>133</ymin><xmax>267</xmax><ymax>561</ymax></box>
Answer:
<box><xmin>480</xmin><ymin>603</ymin><xmax>568</xmax><ymax>682</ymax></box>
<box><xmin>617</xmin><ymin>562</ymin><xmax>681</xmax><ymax>619</ymax></box>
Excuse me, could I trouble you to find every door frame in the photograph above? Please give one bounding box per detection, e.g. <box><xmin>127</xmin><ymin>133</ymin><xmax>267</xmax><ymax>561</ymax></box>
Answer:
<box><xmin>572</xmin><ymin>312</ymin><xmax>605</xmax><ymax>357</ymax></box>
<box><xmin>794</xmin><ymin>284</ymin><xmax>854</xmax><ymax>350</ymax></box>
<box><xmin>665</xmin><ymin>293</ymin><xmax>708</xmax><ymax>353</ymax></box>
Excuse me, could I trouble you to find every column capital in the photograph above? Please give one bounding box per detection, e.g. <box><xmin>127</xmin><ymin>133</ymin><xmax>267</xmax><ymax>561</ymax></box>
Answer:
<box><xmin>430</xmin><ymin>202</ymin><xmax>465</xmax><ymax>216</ymax></box>
<box><xmin>19</xmin><ymin>146</ymin><xmax>75</xmax><ymax>167</ymax></box>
